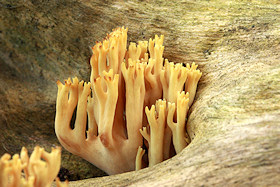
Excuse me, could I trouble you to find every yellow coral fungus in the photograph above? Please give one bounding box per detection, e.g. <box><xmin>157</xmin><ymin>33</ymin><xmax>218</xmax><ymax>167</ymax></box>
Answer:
<box><xmin>0</xmin><ymin>146</ymin><xmax>66</xmax><ymax>187</ymax></box>
<box><xmin>55</xmin><ymin>27</ymin><xmax>202</xmax><ymax>175</ymax></box>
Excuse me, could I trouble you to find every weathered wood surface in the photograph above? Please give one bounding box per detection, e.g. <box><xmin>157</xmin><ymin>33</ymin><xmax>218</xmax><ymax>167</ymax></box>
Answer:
<box><xmin>0</xmin><ymin>0</ymin><xmax>279</xmax><ymax>186</ymax></box>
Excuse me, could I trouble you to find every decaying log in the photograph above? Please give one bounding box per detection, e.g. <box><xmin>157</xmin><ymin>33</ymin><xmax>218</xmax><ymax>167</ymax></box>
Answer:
<box><xmin>0</xmin><ymin>0</ymin><xmax>279</xmax><ymax>186</ymax></box>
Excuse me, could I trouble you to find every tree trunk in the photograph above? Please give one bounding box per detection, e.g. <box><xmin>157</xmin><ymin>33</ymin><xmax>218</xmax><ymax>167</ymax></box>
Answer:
<box><xmin>0</xmin><ymin>0</ymin><xmax>279</xmax><ymax>186</ymax></box>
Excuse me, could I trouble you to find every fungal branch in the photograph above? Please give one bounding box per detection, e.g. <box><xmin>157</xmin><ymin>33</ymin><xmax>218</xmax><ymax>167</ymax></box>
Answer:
<box><xmin>55</xmin><ymin>27</ymin><xmax>202</xmax><ymax>175</ymax></box>
<box><xmin>167</xmin><ymin>92</ymin><xmax>190</xmax><ymax>154</ymax></box>
<box><xmin>144</xmin><ymin>35</ymin><xmax>164</xmax><ymax>107</ymax></box>
<box><xmin>140</xmin><ymin>99</ymin><xmax>167</xmax><ymax>167</ymax></box>
<box><xmin>121</xmin><ymin>59</ymin><xmax>145</xmax><ymax>145</ymax></box>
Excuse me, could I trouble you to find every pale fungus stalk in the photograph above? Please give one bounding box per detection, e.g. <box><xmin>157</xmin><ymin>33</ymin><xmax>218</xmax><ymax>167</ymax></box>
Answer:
<box><xmin>135</xmin><ymin>147</ymin><xmax>145</xmax><ymax>171</ymax></box>
<box><xmin>140</xmin><ymin>100</ymin><xmax>167</xmax><ymax>167</ymax></box>
<box><xmin>144</xmin><ymin>35</ymin><xmax>164</xmax><ymax>107</ymax></box>
<box><xmin>167</xmin><ymin>92</ymin><xmax>190</xmax><ymax>154</ymax></box>
<box><xmin>185</xmin><ymin>63</ymin><xmax>202</xmax><ymax>106</ymax></box>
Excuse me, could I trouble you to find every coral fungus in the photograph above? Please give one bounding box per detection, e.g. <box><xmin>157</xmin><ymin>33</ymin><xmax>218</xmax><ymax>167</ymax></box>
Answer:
<box><xmin>55</xmin><ymin>27</ymin><xmax>202</xmax><ymax>175</ymax></box>
<box><xmin>0</xmin><ymin>146</ymin><xmax>67</xmax><ymax>187</ymax></box>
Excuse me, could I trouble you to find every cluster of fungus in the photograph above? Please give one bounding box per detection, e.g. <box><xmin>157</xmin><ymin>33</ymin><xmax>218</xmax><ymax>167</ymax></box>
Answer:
<box><xmin>0</xmin><ymin>146</ymin><xmax>67</xmax><ymax>187</ymax></box>
<box><xmin>55</xmin><ymin>27</ymin><xmax>202</xmax><ymax>175</ymax></box>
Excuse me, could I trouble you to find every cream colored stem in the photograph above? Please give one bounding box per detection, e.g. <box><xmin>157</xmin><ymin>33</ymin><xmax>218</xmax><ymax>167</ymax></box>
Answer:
<box><xmin>145</xmin><ymin>100</ymin><xmax>167</xmax><ymax>166</ymax></box>
<box><xmin>185</xmin><ymin>63</ymin><xmax>202</xmax><ymax>107</ymax></box>
<box><xmin>75</xmin><ymin>82</ymin><xmax>91</xmax><ymax>140</ymax></box>
<box><xmin>167</xmin><ymin>92</ymin><xmax>190</xmax><ymax>154</ymax></box>
<box><xmin>135</xmin><ymin>147</ymin><xmax>145</xmax><ymax>171</ymax></box>
<box><xmin>122</xmin><ymin>60</ymin><xmax>145</xmax><ymax>144</ymax></box>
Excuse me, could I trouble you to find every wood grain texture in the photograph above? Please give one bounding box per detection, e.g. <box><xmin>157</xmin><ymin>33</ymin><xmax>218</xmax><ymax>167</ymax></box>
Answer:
<box><xmin>1</xmin><ymin>0</ymin><xmax>279</xmax><ymax>185</ymax></box>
